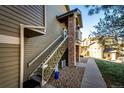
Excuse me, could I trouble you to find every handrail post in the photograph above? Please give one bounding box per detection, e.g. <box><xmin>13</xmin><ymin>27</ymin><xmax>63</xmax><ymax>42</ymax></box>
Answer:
<box><xmin>64</xmin><ymin>29</ymin><xmax>67</xmax><ymax>38</ymax></box>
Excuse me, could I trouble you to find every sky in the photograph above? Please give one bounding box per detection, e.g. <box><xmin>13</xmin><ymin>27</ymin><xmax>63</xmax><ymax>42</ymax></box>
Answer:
<box><xmin>70</xmin><ymin>5</ymin><xmax>104</xmax><ymax>39</ymax></box>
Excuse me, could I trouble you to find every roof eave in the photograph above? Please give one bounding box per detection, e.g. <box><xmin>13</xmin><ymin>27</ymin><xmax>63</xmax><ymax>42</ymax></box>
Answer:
<box><xmin>65</xmin><ymin>5</ymin><xmax>70</xmax><ymax>11</ymax></box>
<box><xmin>56</xmin><ymin>8</ymin><xmax>83</xmax><ymax>28</ymax></box>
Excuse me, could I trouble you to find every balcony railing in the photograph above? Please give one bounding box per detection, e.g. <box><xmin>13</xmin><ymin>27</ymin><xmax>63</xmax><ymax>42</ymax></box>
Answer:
<box><xmin>76</xmin><ymin>30</ymin><xmax>82</xmax><ymax>43</ymax></box>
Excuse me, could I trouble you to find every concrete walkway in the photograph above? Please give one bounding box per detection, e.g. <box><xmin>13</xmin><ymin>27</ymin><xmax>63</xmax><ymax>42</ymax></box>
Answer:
<box><xmin>81</xmin><ymin>58</ymin><xmax>107</xmax><ymax>88</ymax></box>
<box><xmin>41</xmin><ymin>57</ymin><xmax>107</xmax><ymax>88</ymax></box>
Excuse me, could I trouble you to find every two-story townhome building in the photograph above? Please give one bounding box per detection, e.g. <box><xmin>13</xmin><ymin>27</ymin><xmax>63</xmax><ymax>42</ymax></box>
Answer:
<box><xmin>81</xmin><ymin>38</ymin><xmax>103</xmax><ymax>58</ymax></box>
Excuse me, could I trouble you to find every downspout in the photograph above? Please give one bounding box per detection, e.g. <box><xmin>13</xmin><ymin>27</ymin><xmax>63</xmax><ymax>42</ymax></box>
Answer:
<box><xmin>20</xmin><ymin>24</ymin><xmax>24</xmax><ymax>88</ymax></box>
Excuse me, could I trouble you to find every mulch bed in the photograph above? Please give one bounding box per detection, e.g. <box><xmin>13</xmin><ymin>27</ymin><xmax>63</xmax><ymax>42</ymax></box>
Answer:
<box><xmin>45</xmin><ymin>66</ymin><xmax>85</xmax><ymax>88</ymax></box>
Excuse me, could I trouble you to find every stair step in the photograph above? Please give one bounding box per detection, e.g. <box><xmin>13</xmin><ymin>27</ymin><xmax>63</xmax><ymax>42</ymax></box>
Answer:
<box><xmin>43</xmin><ymin>55</ymin><xmax>50</xmax><ymax>62</ymax></box>
<box><xmin>34</xmin><ymin>68</ymin><xmax>42</xmax><ymax>76</ymax></box>
<box><xmin>31</xmin><ymin>75</ymin><xmax>42</xmax><ymax>83</ymax></box>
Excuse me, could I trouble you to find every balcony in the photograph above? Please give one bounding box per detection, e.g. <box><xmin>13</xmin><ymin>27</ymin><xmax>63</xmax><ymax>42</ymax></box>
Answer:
<box><xmin>76</xmin><ymin>30</ymin><xmax>82</xmax><ymax>44</ymax></box>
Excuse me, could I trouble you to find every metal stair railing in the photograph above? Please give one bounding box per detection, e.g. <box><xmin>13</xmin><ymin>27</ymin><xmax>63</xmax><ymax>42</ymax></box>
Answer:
<box><xmin>41</xmin><ymin>35</ymin><xmax>68</xmax><ymax>86</ymax></box>
<box><xmin>28</xmin><ymin>33</ymin><xmax>64</xmax><ymax>73</ymax></box>
<box><xmin>26</xmin><ymin>31</ymin><xmax>68</xmax><ymax>86</ymax></box>
<box><xmin>28</xmin><ymin>34</ymin><xmax>64</xmax><ymax>67</ymax></box>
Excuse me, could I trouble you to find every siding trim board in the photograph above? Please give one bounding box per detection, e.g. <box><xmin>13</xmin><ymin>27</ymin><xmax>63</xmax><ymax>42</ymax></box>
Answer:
<box><xmin>44</xmin><ymin>5</ymin><xmax>46</xmax><ymax>33</ymax></box>
<box><xmin>0</xmin><ymin>34</ymin><xmax>19</xmax><ymax>44</ymax></box>
<box><xmin>20</xmin><ymin>24</ymin><xmax>24</xmax><ymax>88</ymax></box>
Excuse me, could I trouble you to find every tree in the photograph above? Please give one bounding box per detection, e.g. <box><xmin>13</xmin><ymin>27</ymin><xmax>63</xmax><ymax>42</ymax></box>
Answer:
<box><xmin>86</xmin><ymin>5</ymin><xmax>124</xmax><ymax>37</ymax></box>
<box><xmin>86</xmin><ymin>5</ymin><xmax>124</xmax><ymax>56</ymax></box>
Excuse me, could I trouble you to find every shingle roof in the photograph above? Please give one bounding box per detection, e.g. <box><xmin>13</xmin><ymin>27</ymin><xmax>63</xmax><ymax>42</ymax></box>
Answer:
<box><xmin>103</xmin><ymin>48</ymin><xmax>117</xmax><ymax>53</ymax></box>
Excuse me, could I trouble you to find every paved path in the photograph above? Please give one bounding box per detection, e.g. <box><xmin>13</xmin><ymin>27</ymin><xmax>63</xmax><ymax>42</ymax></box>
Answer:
<box><xmin>76</xmin><ymin>57</ymin><xmax>88</xmax><ymax>68</ymax></box>
<box><xmin>41</xmin><ymin>57</ymin><xmax>107</xmax><ymax>88</ymax></box>
<box><xmin>81</xmin><ymin>58</ymin><xmax>107</xmax><ymax>88</ymax></box>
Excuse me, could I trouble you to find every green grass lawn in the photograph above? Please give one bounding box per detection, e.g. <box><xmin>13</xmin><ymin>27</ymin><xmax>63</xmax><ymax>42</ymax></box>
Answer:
<box><xmin>95</xmin><ymin>59</ymin><xmax>124</xmax><ymax>88</ymax></box>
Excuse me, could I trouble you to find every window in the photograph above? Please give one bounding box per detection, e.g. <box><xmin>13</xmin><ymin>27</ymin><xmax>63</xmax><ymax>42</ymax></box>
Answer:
<box><xmin>108</xmin><ymin>54</ymin><xmax>110</xmax><ymax>57</ymax></box>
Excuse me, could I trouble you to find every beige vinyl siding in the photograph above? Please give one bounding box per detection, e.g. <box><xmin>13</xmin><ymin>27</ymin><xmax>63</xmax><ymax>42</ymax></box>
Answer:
<box><xmin>0</xmin><ymin>44</ymin><xmax>19</xmax><ymax>88</ymax></box>
<box><xmin>0</xmin><ymin>5</ymin><xmax>67</xmax><ymax>87</ymax></box>
<box><xmin>0</xmin><ymin>5</ymin><xmax>45</xmax><ymax>87</ymax></box>
<box><xmin>0</xmin><ymin>5</ymin><xmax>45</xmax><ymax>37</ymax></box>
<box><xmin>23</xmin><ymin>6</ymin><xmax>67</xmax><ymax>81</ymax></box>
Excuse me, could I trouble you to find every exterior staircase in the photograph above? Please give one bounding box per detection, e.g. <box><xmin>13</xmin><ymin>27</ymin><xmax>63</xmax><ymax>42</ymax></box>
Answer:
<box><xmin>81</xmin><ymin>42</ymin><xmax>95</xmax><ymax>56</ymax></box>
<box><xmin>23</xmin><ymin>32</ymin><xmax>68</xmax><ymax>87</ymax></box>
